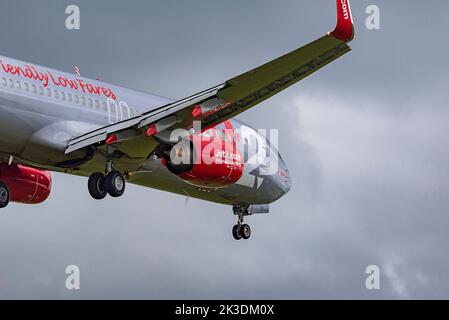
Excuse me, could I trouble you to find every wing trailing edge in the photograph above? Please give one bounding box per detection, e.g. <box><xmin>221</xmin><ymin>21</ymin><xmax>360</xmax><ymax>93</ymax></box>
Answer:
<box><xmin>65</xmin><ymin>1</ymin><xmax>355</xmax><ymax>155</ymax></box>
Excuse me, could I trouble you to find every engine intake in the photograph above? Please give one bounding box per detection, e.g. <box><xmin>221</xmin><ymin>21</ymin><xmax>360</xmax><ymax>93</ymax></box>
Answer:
<box><xmin>164</xmin><ymin>132</ymin><xmax>244</xmax><ymax>188</ymax></box>
<box><xmin>0</xmin><ymin>163</ymin><xmax>52</xmax><ymax>205</ymax></box>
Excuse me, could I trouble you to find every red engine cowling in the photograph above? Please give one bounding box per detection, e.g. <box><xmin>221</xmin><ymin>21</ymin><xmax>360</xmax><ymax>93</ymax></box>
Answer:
<box><xmin>164</xmin><ymin>131</ymin><xmax>244</xmax><ymax>188</ymax></box>
<box><xmin>0</xmin><ymin>163</ymin><xmax>52</xmax><ymax>204</ymax></box>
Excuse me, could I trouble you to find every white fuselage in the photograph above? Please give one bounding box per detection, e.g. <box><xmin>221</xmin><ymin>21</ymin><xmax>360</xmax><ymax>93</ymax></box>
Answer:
<box><xmin>0</xmin><ymin>55</ymin><xmax>291</xmax><ymax>205</ymax></box>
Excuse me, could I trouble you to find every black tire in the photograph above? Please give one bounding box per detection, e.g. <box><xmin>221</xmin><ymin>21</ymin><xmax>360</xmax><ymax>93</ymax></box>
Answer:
<box><xmin>105</xmin><ymin>171</ymin><xmax>126</xmax><ymax>198</ymax></box>
<box><xmin>88</xmin><ymin>173</ymin><xmax>107</xmax><ymax>200</ymax></box>
<box><xmin>0</xmin><ymin>183</ymin><xmax>10</xmax><ymax>208</ymax></box>
<box><xmin>241</xmin><ymin>224</ymin><xmax>251</xmax><ymax>240</ymax></box>
<box><xmin>232</xmin><ymin>224</ymin><xmax>242</xmax><ymax>240</ymax></box>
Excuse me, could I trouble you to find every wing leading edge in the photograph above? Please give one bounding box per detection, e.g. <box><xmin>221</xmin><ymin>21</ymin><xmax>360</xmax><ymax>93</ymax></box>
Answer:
<box><xmin>65</xmin><ymin>0</ymin><xmax>354</xmax><ymax>155</ymax></box>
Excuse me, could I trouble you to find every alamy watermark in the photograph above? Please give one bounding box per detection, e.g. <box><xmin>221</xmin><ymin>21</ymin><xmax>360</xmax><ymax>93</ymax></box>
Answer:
<box><xmin>65</xmin><ymin>5</ymin><xmax>80</xmax><ymax>30</ymax></box>
<box><xmin>65</xmin><ymin>265</ymin><xmax>80</xmax><ymax>290</ymax></box>
<box><xmin>365</xmin><ymin>265</ymin><xmax>381</xmax><ymax>290</ymax></box>
<box><xmin>366</xmin><ymin>5</ymin><xmax>381</xmax><ymax>30</ymax></box>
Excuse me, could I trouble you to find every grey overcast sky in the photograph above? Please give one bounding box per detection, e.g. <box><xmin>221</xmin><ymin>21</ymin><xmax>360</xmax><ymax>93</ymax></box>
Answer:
<box><xmin>0</xmin><ymin>0</ymin><xmax>448</xmax><ymax>299</ymax></box>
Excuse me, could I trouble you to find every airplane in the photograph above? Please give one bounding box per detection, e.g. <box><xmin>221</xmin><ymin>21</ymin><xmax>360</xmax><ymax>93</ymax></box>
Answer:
<box><xmin>0</xmin><ymin>0</ymin><xmax>354</xmax><ymax>240</ymax></box>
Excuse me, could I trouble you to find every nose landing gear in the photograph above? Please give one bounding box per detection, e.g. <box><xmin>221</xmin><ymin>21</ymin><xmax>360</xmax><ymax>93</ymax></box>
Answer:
<box><xmin>232</xmin><ymin>206</ymin><xmax>252</xmax><ymax>240</ymax></box>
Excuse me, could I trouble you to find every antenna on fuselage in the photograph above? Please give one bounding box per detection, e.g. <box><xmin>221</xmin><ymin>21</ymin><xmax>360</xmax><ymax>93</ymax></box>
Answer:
<box><xmin>74</xmin><ymin>65</ymin><xmax>80</xmax><ymax>77</ymax></box>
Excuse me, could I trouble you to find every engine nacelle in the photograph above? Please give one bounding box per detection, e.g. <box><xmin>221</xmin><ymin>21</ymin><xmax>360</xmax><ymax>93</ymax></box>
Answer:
<box><xmin>164</xmin><ymin>131</ymin><xmax>244</xmax><ymax>188</ymax></box>
<box><xmin>0</xmin><ymin>163</ymin><xmax>52</xmax><ymax>204</ymax></box>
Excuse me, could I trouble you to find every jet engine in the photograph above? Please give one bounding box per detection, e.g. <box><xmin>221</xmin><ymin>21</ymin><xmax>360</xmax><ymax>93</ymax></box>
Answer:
<box><xmin>0</xmin><ymin>163</ymin><xmax>52</xmax><ymax>206</ymax></box>
<box><xmin>164</xmin><ymin>132</ymin><xmax>244</xmax><ymax>188</ymax></box>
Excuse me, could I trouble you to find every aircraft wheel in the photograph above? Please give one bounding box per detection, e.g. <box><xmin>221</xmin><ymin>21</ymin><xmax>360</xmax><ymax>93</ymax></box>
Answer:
<box><xmin>241</xmin><ymin>224</ymin><xmax>251</xmax><ymax>240</ymax></box>
<box><xmin>232</xmin><ymin>224</ymin><xmax>242</xmax><ymax>240</ymax></box>
<box><xmin>105</xmin><ymin>171</ymin><xmax>126</xmax><ymax>198</ymax></box>
<box><xmin>0</xmin><ymin>183</ymin><xmax>10</xmax><ymax>208</ymax></box>
<box><xmin>88</xmin><ymin>173</ymin><xmax>107</xmax><ymax>200</ymax></box>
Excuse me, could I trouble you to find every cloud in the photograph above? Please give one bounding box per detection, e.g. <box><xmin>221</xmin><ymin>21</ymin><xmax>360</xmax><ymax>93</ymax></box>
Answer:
<box><xmin>384</xmin><ymin>261</ymin><xmax>410</xmax><ymax>299</ymax></box>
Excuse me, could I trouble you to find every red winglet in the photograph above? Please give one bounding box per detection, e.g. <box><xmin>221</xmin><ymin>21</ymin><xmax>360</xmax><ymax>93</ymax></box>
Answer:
<box><xmin>330</xmin><ymin>0</ymin><xmax>354</xmax><ymax>43</ymax></box>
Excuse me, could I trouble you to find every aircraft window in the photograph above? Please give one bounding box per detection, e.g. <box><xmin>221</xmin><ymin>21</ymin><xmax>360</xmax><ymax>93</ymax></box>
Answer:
<box><xmin>39</xmin><ymin>86</ymin><xmax>44</xmax><ymax>95</ymax></box>
<box><xmin>54</xmin><ymin>90</ymin><xmax>59</xmax><ymax>99</ymax></box>
<box><xmin>47</xmin><ymin>88</ymin><xmax>52</xmax><ymax>97</ymax></box>
<box><xmin>1</xmin><ymin>78</ymin><xmax>6</xmax><ymax>86</ymax></box>
<box><xmin>129</xmin><ymin>108</ymin><xmax>134</xmax><ymax>117</ymax></box>
<box><xmin>24</xmin><ymin>83</ymin><xmax>29</xmax><ymax>91</ymax></box>
<box><xmin>88</xmin><ymin>98</ymin><xmax>93</xmax><ymax>108</ymax></box>
<box><xmin>9</xmin><ymin>79</ymin><xmax>14</xmax><ymax>88</ymax></box>
<box><xmin>74</xmin><ymin>95</ymin><xmax>79</xmax><ymax>103</ymax></box>
<box><xmin>16</xmin><ymin>81</ymin><xmax>21</xmax><ymax>90</ymax></box>
<box><xmin>32</xmin><ymin>85</ymin><xmax>37</xmax><ymax>93</ymax></box>
<box><xmin>102</xmin><ymin>102</ymin><xmax>107</xmax><ymax>111</ymax></box>
<box><xmin>81</xmin><ymin>97</ymin><xmax>86</xmax><ymax>106</ymax></box>
<box><xmin>95</xmin><ymin>100</ymin><xmax>100</xmax><ymax>110</ymax></box>
<box><xmin>68</xmin><ymin>93</ymin><xmax>73</xmax><ymax>102</ymax></box>
<box><xmin>61</xmin><ymin>92</ymin><xmax>66</xmax><ymax>100</ymax></box>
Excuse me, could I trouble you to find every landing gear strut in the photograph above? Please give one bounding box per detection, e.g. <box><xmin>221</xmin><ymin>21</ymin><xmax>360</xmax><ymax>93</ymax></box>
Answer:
<box><xmin>87</xmin><ymin>152</ymin><xmax>126</xmax><ymax>200</ymax></box>
<box><xmin>0</xmin><ymin>182</ymin><xmax>10</xmax><ymax>208</ymax></box>
<box><xmin>232</xmin><ymin>206</ymin><xmax>252</xmax><ymax>240</ymax></box>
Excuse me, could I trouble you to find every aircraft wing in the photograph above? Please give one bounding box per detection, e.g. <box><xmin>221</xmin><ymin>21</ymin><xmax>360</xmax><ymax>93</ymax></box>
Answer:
<box><xmin>65</xmin><ymin>0</ymin><xmax>354</xmax><ymax>155</ymax></box>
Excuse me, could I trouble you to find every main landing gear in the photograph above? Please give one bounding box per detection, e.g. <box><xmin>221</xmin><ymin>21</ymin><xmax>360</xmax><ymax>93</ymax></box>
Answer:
<box><xmin>0</xmin><ymin>182</ymin><xmax>10</xmax><ymax>208</ymax></box>
<box><xmin>88</xmin><ymin>158</ymin><xmax>126</xmax><ymax>200</ymax></box>
<box><xmin>232</xmin><ymin>206</ymin><xmax>252</xmax><ymax>240</ymax></box>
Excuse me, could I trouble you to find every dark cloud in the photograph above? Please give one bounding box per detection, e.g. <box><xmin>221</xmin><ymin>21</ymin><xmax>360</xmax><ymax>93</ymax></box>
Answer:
<box><xmin>0</xmin><ymin>0</ymin><xmax>448</xmax><ymax>299</ymax></box>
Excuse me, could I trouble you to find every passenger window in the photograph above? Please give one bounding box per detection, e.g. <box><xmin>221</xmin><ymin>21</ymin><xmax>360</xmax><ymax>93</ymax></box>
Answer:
<box><xmin>24</xmin><ymin>83</ymin><xmax>29</xmax><ymax>91</ymax></box>
<box><xmin>9</xmin><ymin>79</ymin><xmax>14</xmax><ymax>88</ymax></box>
<box><xmin>1</xmin><ymin>78</ymin><xmax>6</xmax><ymax>86</ymax></box>
<box><xmin>74</xmin><ymin>95</ymin><xmax>79</xmax><ymax>103</ymax></box>
<box><xmin>61</xmin><ymin>92</ymin><xmax>66</xmax><ymax>100</ymax></box>
<box><xmin>39</xmin><ymin>86</ymin><xmax>44</xmax><ymax>95</ymax></box>
<box><xmin>81</xmin><ymin>97</ymin><xmax>86</xmax><ymax>106</ymax></box>
<box><xmin>32</xmin><ymin>85</ymin><xmax>37</xmax><ymax>93</ymax></box>
<box><xmin>88</xmin><ymin>98</ymin><xmax>93</xmax><ymax>108</ymax></box>
<box><xmin>47</xmin><ymin>88</ymin><xmax>52</xmax><ymax>97</ymax></box>
<box><xmin>54</xmin><ymin>90</ymin><xmax>59</xmax><ymax>99</ymax></box>
<box><xmin>16</xmin><ymin>81</ymin><xmax>21</xmax><ymax>90</ymax></box>
<box><xmin>68</xmin><ymin>93</ymin><xmax>73</xmax><ymax>102</ymax></box>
